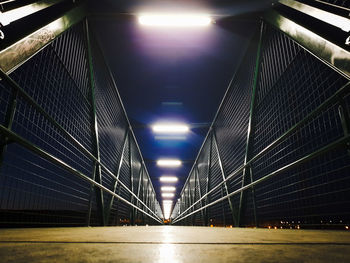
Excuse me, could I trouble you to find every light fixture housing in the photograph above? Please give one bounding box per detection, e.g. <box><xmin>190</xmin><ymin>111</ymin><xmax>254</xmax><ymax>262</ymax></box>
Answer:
<box><xmin>161</xmin><ymin>186</ymin><xmax>176</xmax><ymax>192</ymax></box>
<box><xmin>138</xmin><ymin>14</ymin><xmax>212</xmax><ymax>27</ymax></box>
<box><xmin>162</xmin><ymin>193</ymin><xmax>175</xmax><ymax>198</ymax></box>
<box><xmin>152</xmin><ymin>123</ymin><xmax>189</xmax><ymax>134</ymax></box>
<box><xmin>157</xmin><ymin>159</ymin><xmax>182</xmax><ymax>167</ymax></box>
<box><xmin>159</xmin><ymin>176</ymin><xmax>178</xmax><ymax>183</ymax></box>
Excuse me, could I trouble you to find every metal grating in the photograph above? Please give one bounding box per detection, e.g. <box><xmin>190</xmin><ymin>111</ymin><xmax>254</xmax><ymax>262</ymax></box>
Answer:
<box><xmin>172</xmin><ymin>20</ymin><xmax>350</xmax><ymax>229</ymax></box>
<box><xmin>0</xmin><ymin>19</ymin><xmax>161</xmax><ymax>226</ymax></box>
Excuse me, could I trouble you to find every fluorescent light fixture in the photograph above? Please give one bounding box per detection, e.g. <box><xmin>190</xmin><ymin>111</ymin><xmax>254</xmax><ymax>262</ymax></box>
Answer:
<box><xmin>157</xmin><ymin>159</ymin><xmax>182</xmax><ymax>167</ymax></box>
<box><xmin>152</xmin><ymin>123</ymin><xmax>189</xmax><ymax>134</ymax></box>
<box><xmin>160</xmin><ymin>176</ymin><xmax>178</xmax><ymax>183</ymax></box>
<box><xmin>162</xmin><ymin>193</ymin><xmax>175</xmax><ymax>198</ymax></box>
<box><xmin>138</xmin><ymin>14</ymin><xmax>212</xmax><ymax>27</ymax></box>
<box><xmin>161</xmin><ymin>186</ymin><xmax>176</xmax><ymax>192</ymax></box>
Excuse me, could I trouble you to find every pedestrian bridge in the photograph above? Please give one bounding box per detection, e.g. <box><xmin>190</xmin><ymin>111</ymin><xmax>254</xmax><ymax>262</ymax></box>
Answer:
<box><xmin>0</xmin><ymin>0</ymin><xmax>349</xmax><ymax>262</ymax></box>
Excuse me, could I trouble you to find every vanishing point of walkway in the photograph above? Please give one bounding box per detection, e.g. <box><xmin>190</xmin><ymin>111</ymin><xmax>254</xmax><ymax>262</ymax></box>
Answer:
<box><xmin>1</xmin><ymin>226</ymin><xmax>350</xmax><ymax>262</ymax></box>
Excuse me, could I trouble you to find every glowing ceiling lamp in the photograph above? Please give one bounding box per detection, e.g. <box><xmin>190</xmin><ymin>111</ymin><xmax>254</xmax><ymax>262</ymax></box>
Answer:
<box><xmin>152</xmin><ymin>123</ymin><xmax>189</xmax><ymax>134</ymax></box>
<box><xmin>138</xmin><ymin>14</ymin><xmax>212</xmax><ymax>27</ymax></box>
<box><xmin>162</xmin><ymin>193</ymin><xmax>175</xmax><ymax>198</ymax></box>
<box><xmin>157</xmin><ymin>159</ymin><xmax>182</xmax><ymax>167</ymax></box>
<box><xmin>161</xmin><ymin>186</ymin><xmax>176</xmax><ymax>192</ymax></box>
<box><xmin>160</xmin><ymin>176</ymin><xmax>178</xmax><ymax>183</ymax></box>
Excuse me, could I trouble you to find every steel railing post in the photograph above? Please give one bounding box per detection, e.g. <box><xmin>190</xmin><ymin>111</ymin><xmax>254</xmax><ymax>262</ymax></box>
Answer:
<box><xmin>134</xmin><ymin>166</ymin><xmax>144</xmax><ymax>223</ymax></box>
<box><xmin>237</xmin><ymin>21</ymin><xmax>264</xmax><ymax>227</ymax></box>
<box><xmin>249</xmin><ymin>166</ymin><xmax>258</xmax><ymax>227</ymax></box>
<box><xmin>195</xmin><ymin>166</ymin><xmax>206</xmax><ymax>226</ymax></box>
<box><xmin>85</xmin><ymin>18</ymin><xmax>105</xmax><ymax>226</ymax></box>
<box><xmin>129</xmin><ymin>131</ymin><xmax>135</xmax><ymax>225</ymax></box>
<box><xmin>104</xmin><ymin>130</ymin><xmax>129</xmax><ymax>223</ymax></box>
<box><xmin>205</xmin><ymin>130</ymin><xmax>213</xmax><ymax>226</ymax></box>
<box><xmin>212</xmin><ymin>130</ymin><xmax>237</xmax><ymax>226</ymax></box>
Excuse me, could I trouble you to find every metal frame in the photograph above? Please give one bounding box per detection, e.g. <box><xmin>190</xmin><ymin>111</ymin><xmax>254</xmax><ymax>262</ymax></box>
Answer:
<box><xmin>237</xmin><ymin>22</ymin><xmax>263</xmax><ymax>227</ymax></box>
<box><xmin>264</xmin><ymin>5</ymin><xmax>350</xmax><ymax>79</ymax></box>
<box><xmin>172</xmin><ymin>4</ymin><xmax>350</xmax><ymax>226</ymax></box>
<box><xmin>85</xmin><ymin>18</ymin><xmax>105</xmax><ymax>226</ymax></box>
<box><xmin>104</xmin><ymin>129</ymin><xmax>129</xmax><ymax>224</ymax></box>
<box><xmin>0</xmin><ymin>7</ymin><xmax>163</xmax><ymax>225</ymax></box>
<box><xmin>172</xmin><ymin>74</ymin><xmax>350</xmax><ymax>224</ymax></box>
<box><xmin>212</xmin><ymin>130</ymin><xmax>237</xmax><ymax>226</ymax></box>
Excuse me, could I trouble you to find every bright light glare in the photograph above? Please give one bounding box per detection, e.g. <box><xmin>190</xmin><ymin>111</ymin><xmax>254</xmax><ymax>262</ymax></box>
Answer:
<box><xmin>152</xmin><ymin>123</ymin><xmax>189</xmax><ymax>134</ymax></box>
<box><xmin>161</xmin><ymin>186</ymin><xmax>176</xmax><ymax>192</ymax></box>
<box><xmin>162</xmin><ymin>193</ymin><xmax>175</xmax><ymax>198</ymax></box>
<box><xmin>138</xmin><ymin>14</ymin><xmax>212</xmax><ymax>27</ymax></box>
<box><xmin>157</xmin><ymin>159</ymin><xmax>182</xmax><ymax>167</ymax></box>
<box><xmin>160</xmin><ymin>176</ymin><xmax>178</xmax><ymax>183</ymax></box>
<box><xmin>163</xmin><ymin>200</ymin><xmax>173</xmax><ymax>219</ymax></box>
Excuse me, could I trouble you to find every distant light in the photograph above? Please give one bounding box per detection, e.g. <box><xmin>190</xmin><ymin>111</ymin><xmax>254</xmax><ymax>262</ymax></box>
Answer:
<box><xmin>138</xmin><ymin>14</ymin><xmax>212</xmax><ymax>27</ymax></box>
<box><xmin>157</xmin><ymin>159</ymin><xmax>182</xmax><ymax>167</ymax></box>
<box><xmin>163</xmin><ymin>200</ymin><xmax>173</xmax><ymax>219</ymax></box>
<box><xmin>160</xmin><ymin>176</ymin><xmax>178</xmax><ymax>183</ymax></box>
<box><xmin>161</xmin><ymin>186</ymin><xmax>176</xmax><ymax>192</ymax></box>
<box><xmin>162</xmin><ymin>193</ymin><xmax>175</xmax><ymax>198</ymax></box>
<box><xmin>152</xmin><ymin>123</ymin><xmax>189</xmax><ymax>134</ymax></box>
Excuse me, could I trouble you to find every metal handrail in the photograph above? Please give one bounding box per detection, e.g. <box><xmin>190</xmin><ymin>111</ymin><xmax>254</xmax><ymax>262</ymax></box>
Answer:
<box><xmin>89</xmin><ymin>24</ymin><xmax>161</xmax><ymax>212</ymax></box>
<box><xmin>172</xmin><ymin>81</ymin><xmax>350</xmax><ymax>222</ymax></box>
<box><xmin>172</xmin><ymin>134</ymin><xmax>350</xmax><ymax>223</ymax></box>
<box><xmin>0</xmin><ymin>123</ymin><xmax>163</xmax><ymax>224</ymax></box>
<box><xmin>0</xmin><ymin>68</ymin><xmax>162</xmax><ymax>223</ymax></box>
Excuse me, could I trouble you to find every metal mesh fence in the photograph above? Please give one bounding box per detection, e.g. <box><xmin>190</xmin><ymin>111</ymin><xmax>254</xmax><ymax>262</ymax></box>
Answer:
<box><xmin>172</xmin><ymin>20</ymin><xmax>350</xmax><ymax>229</ymax></box>
<box><xmin>0</xmin><ymin>19</ymin><xmax>162</xmax><ymax>227</ymax></box>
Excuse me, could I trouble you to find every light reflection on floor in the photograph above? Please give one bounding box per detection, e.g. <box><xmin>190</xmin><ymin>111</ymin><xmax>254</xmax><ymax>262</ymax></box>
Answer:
<box><xmin>157</xmin><ymin>226</ymin><xmax>179</xmax><ymax>263</ymax></box>
<box><xmin>158</xmin><ymin>244</ymin><xmax>180</xmax><ymax>263</ymax></box>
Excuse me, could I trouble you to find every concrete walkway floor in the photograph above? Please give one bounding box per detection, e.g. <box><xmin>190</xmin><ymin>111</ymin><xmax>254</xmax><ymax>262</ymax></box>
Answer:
<box><xmin>0</xmin><ymin>226</ymin><xmax>350</xmax><ymax>262</ymax></box>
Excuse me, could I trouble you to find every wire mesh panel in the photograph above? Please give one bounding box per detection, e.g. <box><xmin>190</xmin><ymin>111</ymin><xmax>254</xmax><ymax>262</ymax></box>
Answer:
<box><xmin>0</xmin><ymin>22</ymin><xmax>94</xmax><ymax>226</ymax></box>
<box><xmin>172</xmin><ymin>19</ymin><xmax>350</xmax><ymax>229</ymax></box>
<box><xmin>0</xmin><ymin>18</ymin><xmax>162</xmax><ymax>227</ymax></box>
<box><xmin>251</xmin><ymin>24</ymin><xmax>350</xmax><ymax>228</ymax></box>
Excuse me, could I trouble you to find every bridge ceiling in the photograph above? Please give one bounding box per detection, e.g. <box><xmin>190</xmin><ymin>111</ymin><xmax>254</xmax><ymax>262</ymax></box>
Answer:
<box><xmin>89</xmin><ymin>0</ymin><xmax>268</xmax><ymax>207</ymax></box>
